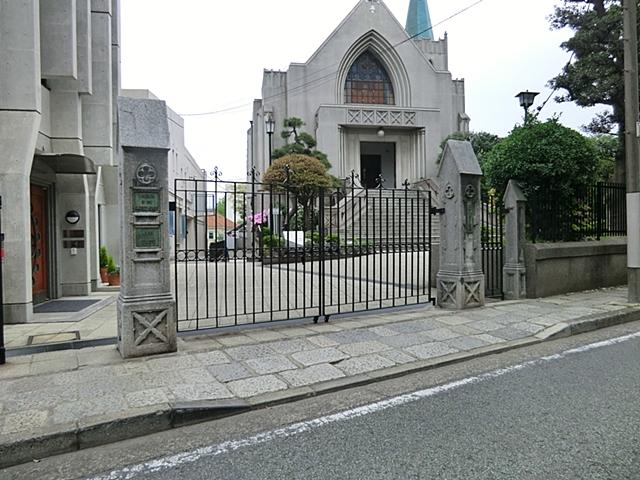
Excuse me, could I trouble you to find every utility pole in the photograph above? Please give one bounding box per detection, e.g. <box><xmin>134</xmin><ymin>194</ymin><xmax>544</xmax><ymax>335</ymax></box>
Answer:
<box><xmin>623</xmin><ymin>0</ymin><xmax>640</xmax><ymax>302</ymax></box>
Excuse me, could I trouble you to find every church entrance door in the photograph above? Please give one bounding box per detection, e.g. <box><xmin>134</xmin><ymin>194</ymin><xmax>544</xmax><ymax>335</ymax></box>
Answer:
<box><xmin>360</xmin><ymin>142</ymin><xmax>396</xmax><ymax>188</ymax></box>
<box><xmin>360</xmin><ymin>155</ymin><xmax>381</xmax><ymax>188</ymax></box>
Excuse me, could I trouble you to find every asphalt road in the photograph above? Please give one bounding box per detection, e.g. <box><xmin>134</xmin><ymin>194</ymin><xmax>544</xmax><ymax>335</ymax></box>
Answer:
<box><xmin>4</xmin><ymin>321</ymin><xmax>640</xmax><ymax>480</ymax></box>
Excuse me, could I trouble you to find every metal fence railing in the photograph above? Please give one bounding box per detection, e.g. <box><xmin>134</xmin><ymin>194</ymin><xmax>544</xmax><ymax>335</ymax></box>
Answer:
<box><xmin>481</xmin><ymin>193</ymin><xmax>505</xmax><ymax>299</ymax></box>
<box><xmin>173</xmin><ymin>170</ymin><xmax>437</xmax><ymax>332</ymax></box>
<box><xmin>527</xmin><ymin>183</ymin><xmax>627</xmax><ymax>243</ymax></box>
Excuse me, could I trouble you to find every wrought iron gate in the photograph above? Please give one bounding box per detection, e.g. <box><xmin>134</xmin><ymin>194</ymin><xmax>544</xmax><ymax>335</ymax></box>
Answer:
<box><xmin>481</xmin><ymin>193</ymin><xmax>504</xmax><ymax>299</ymax></box>
<box><xmin>173</xmin><ymin>171</ymin><xmax>437</xmax><ymax>332</ymax></box>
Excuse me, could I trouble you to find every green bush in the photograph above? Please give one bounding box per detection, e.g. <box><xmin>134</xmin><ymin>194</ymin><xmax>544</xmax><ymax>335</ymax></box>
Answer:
<box><xmin>483</xmin><ymin>119</ymin><xmax>598</xmax><ymax>199</ymax></box>
<box><xmin>99</xmin><ymin>246</ymin><xmax>109</xmax><ymax>269</ymax></box>
<box><xmin>107</xmin><ymin>255</ymin><xmax>118</xmax><ymax>274</ymax></box>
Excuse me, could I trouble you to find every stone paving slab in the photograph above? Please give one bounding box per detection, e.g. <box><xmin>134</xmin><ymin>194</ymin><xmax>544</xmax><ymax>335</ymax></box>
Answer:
<box><xmin>0</xmin><ymin>286</ymin><xmax>639</xmax><ymax>468</ymax></box>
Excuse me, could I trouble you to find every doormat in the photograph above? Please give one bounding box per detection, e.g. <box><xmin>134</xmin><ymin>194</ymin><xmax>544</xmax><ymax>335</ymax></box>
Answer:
<box><xmin>27</xmin><ymin>331</ymin><xmax>80</xmax><ymax>345</ymax></box>
<box><xmin>34</xmin><ymin>299</ymin><xmax>101</xmax><ymax>314</ymax></box>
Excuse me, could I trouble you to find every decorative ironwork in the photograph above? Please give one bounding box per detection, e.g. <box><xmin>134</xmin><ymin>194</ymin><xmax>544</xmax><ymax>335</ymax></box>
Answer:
<box><xmin>173</xmin><ymin>175</ymin><xmax>438</xmax><ymax>332</ymax></box>
<box><xmin>481</xmin><ymin>193</ymin><xmax>505</xmax><ymax>299</ymax></box>
<box><xmin>345</xmin><ymin>51</ymin><xmax>395</xmax><ymax>105</ymax></box>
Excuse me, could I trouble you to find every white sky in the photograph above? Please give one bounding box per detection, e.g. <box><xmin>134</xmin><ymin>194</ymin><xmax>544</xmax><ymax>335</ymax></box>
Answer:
<box><xmin>120</xmin><ymin>0</ymin><xmax>604</xmax><ymax>181</ymax></box>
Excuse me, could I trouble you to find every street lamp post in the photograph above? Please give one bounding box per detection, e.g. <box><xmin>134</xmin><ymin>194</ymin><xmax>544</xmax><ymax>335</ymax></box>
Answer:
<box><xmin>515</xmin><ymin>91</ymin><xmax>539</xmax><ymax>124</ymax></box>
<box><xmin>623</xmin><ymin>0</ymin><xmax>640</xmax><ymax>302</ymax></box>
<box><xmin>265</xmin><ymin>114</ymin><xmax>275</xmax><ymax>167</ymax></box>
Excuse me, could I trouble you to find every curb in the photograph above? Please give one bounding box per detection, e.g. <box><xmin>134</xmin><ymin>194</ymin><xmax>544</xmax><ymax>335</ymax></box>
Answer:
<box><xmin>2</xmin><ymin>306</ymin><xmax>640</xmax><ymax>470</ymax></box>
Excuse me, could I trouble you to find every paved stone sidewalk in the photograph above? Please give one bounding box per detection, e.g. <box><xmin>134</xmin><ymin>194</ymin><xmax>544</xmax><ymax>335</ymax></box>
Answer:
<box><xmin>0</xmin><ymin>286</ymin><xmax>637</xmax><ymax>465</ymax></box>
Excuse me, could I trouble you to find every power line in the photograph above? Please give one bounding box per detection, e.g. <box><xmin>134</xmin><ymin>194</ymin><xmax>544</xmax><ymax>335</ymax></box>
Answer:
<box><xmin>180</xmin><ymin>0</ymin><xmax>487</xmax><ymax>117</ymax></box>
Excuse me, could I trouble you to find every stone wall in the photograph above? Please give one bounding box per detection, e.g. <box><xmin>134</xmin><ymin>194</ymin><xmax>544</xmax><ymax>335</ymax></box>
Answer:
<box><xmin>524</xmin><ymin>238</ymin><xmax>627</xmax><ymax>298</ymax></box>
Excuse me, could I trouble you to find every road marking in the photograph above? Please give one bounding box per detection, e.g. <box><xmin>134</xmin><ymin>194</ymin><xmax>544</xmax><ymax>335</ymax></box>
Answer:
<box><xmin>88</xmin><ymin>330</ymin><xmax>640</xmax><ymax>480</ymax></box>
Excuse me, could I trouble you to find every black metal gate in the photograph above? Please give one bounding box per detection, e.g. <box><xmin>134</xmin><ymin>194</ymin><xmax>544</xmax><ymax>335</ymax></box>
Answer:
<box><xmin>481</xmin><ymin>193</ymin><xmax>504</xmax><ymax>299</ymax></box>
<box><xmin>173</xmin><ymin>170</ymin><xmax>437</xmax><ymax>332</ymax></box>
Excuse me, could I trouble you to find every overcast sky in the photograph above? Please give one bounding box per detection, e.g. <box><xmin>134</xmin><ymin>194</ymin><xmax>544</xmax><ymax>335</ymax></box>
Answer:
<box><xmin>120</xmin><ymin>0</ymin><xmax>603</xmax><ymax>181</ymax></box>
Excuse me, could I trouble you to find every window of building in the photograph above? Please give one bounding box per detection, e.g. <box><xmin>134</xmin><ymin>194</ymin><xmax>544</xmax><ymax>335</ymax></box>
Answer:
<box><xmin>345</xmin><ymin>51</ymin><xmax>395</xmax><ymax>105</ymax></box>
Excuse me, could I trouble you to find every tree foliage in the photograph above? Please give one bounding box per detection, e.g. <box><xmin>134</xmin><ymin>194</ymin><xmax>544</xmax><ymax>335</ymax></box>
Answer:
<box><xmin>438</xmin><ymin>131</ymin><xmax>501</xmax><ymax>166</ymax></box>
<box><xmin>588</xmin><ymin>133</ymin><xmax>619</xmax><ymax>181</ymax></box>
<box><xmin>272</xmin><ymin>117</ymin><xmax>331</xmax><ymax>169</ymax></box>
<box><xmin>548</xmin><ymin>0</ymin><xmax>639</xmax><ymax>180</ymax></box>
<box><xmin>263</xmin><ymin>154</ymin><xmax>334</xmax><ymax>218</ymax></box>
<box><xmin>483</xmin><ymin>119</ymin><xmax>599</xmax><ymax>198</ymax></box>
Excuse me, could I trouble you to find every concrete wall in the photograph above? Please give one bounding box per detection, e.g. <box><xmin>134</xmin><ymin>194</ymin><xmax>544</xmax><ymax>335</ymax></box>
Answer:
<box><xmin>524</xmin><ymin>238</ymin><xmax>628</xmax><ymax>298</ymax></box>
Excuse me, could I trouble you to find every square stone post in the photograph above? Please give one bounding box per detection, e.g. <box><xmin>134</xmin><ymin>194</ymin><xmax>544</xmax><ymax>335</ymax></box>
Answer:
<box><xmin>436</xmin><ymin>140</ymin><xmax>485</xmax><ymax>309</ymax></box>
<box><xmin>502</xmin><ymin>180</ymin><xmax>527</xmax><ymax>300</ymax></box>
<box><xmin>117</xmin><ymin>97</ymin><xmax>176</xmax><ymax>358</ymax></box>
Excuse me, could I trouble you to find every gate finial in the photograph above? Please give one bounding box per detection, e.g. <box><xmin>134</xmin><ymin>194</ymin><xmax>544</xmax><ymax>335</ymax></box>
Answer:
<box><xmin>210</xmin><ymin>167</ymin><xmax>223</xmax><ymax>181</ymax></box>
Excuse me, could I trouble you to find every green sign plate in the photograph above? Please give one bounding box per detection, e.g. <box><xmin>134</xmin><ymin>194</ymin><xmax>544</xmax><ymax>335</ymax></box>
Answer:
<box><xmin>135</xmin><ymin>227</ymin><xmax>161</xmax><ymax>249</ymax></box>
<box><xmin>133</xmin><ymin>192</ymin><xmax>160</xmax><ymax>212</ymax></box>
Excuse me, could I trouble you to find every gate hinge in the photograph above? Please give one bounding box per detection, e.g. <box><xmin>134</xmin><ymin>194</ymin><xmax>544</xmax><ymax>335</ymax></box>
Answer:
<box><xmin>430</xmin><ymin>207</ymin><xmax>445</xmax><ymax>215</ymax></box>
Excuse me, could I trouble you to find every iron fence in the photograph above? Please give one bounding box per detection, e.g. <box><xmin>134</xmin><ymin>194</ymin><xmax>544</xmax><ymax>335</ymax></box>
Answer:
<box><xmin>528</xmin><ymin>183</ymin><xmax>627</xmax><ymax>243</ymax></box>
<box><xmin>173</xmin><ymin>170</ymin><xmax>437</xmax><ymax>332</ymax></box>
<box><xmin>481</xmin><ymin>193</ymin><xmax>505</xmax><ymax>299</ymax></box>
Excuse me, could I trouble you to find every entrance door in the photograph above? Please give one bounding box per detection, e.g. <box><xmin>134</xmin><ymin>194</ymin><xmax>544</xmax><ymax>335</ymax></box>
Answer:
<box><xmin>361</xmin><ymin>154</ymin><xmax>382</xmax><ymax>189</ymax></box>
<box><xmin>30</xmin><ymin>185</ymin><xmax>48</xmax><ymax>304</ymax></box>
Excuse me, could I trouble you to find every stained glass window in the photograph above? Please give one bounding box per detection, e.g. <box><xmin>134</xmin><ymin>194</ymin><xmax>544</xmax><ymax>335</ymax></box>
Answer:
<box><xmin>345</xmin><ymin>51</ymin><xmax>395</xmax><ymax>105</ymax></box>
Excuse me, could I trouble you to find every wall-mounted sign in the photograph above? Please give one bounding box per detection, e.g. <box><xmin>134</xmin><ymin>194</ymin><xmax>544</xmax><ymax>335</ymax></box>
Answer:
<box><xmin>133</xmin><ymin>191</ymin><xmax>160</xmax><ymax>212</ymax></box>
<box><xmin>135</xmin><ymin>226</ymin><xmax>161</xmax><ymax>249</ymax></box>
<box><xmin>65</xmin><ymin>210</ymin><xmax>81</xmax><ymax>224</ymax></box>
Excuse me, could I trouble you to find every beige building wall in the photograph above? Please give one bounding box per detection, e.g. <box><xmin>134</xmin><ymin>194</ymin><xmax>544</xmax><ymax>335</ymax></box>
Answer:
<box><xmin>0</xmin><ymin>0</ymin><xmax>119</xmax><ymax>323</ymax></box>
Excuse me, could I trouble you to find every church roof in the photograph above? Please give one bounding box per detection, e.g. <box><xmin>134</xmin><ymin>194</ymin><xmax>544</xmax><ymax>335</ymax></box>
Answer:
<box><xmin>405</xmin><ymin>0</ymin><xmax>434</xmax><ymax>40</ymax></box>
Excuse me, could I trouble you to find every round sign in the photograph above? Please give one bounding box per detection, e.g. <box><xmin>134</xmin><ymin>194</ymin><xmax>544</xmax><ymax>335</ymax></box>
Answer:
<box><xmin>65</xmin><ymin>210</ymin><xmax>81</xmax><ymax>225</ymax></box>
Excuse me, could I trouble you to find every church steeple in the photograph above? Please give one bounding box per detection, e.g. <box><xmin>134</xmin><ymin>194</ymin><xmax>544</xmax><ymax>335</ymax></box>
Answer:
<box><xmin>406</xmin><ymin>0</ymin><xmax>434</xmax><ymax>40</ymax></box>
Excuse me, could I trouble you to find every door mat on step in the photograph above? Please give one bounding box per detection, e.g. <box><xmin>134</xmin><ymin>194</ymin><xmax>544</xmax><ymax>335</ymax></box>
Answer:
<box><xmin>34</xmin><ymin>299</ymin><xmax>101</xmax><ymax>313</ymax></box>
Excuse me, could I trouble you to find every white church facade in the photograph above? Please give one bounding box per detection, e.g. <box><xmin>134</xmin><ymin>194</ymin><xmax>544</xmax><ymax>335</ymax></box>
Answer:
<box><xmin>249</xmin><ymin>0</ymin><xmax>469</xmax><ymax>188</ymax></box>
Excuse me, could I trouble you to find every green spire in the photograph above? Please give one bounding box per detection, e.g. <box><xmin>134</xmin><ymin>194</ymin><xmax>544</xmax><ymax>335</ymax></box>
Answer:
<box><xmin>406</xmin><ymin>0</ymin><xmax>434</xmax><ymax>40</ymax></box>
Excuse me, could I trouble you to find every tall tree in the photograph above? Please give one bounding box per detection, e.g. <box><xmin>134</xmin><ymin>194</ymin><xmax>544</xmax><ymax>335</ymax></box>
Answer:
<box><xmin>548</xmin><ymin>0</ymin><xmax>639</xmax><ymax>182</ymax></box>
<box><xmin>272</xmin><ymin>118</ymin><xmax>331</xmax><ymax>169</ymax></box>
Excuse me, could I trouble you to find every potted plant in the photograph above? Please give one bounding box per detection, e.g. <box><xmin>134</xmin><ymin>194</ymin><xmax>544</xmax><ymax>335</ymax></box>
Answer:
<box><xmin>99</xmin><ymin>246</ymin><xmax>109</xmax><ymax>284</ymax></box>
<box><xmin>107</xmin><ymin>256</ymin><xmax>121</xmax><ymax>286</ymax></box>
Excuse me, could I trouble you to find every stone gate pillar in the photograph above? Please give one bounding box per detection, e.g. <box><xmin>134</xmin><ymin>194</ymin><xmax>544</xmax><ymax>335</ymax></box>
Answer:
<box><xmin>502</xmin><ymin>180</ymin><xmax>527</xmax><ymax>300</ymax></box>
<box><xmin>117</xmin><ymin>97</ymin><xmax>176</xmax><ymax>358</ymax></box>
<box><xmin>436</xmin><ymin>140</ymin><xmax>485</xmax><ymax>309</ymax></box>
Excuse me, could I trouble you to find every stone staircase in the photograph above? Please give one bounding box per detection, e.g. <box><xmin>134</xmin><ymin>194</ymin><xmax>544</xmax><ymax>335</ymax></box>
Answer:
<box><xmin>325</xmin><ymin>179</ymin><xmax>440</xmax><ymax>248</ymax></box>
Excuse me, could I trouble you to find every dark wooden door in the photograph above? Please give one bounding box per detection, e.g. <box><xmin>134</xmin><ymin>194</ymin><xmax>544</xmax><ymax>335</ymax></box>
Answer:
<box><xmin>30</xmin><ymin>185</ymin><xmax>48</xmax><ymax>303</ymax></box>
<box><xmin>361</xmin><ymin>154</ymin><xmax>382</xmax><ymax>189</ymax></box>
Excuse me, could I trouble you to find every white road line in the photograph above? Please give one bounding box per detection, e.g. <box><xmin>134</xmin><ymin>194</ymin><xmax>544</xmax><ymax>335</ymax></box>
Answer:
<box><xmin>87</xmin><ymin>330</ymin><xmax>640</xmax><ymax>480</ymax></box>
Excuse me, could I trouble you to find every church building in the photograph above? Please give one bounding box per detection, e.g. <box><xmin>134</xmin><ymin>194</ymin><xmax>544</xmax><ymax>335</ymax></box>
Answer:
<box><xmin>249</xmin><ymin>0</ymin><xmax>469</xmax><ymax>188</ymax></box>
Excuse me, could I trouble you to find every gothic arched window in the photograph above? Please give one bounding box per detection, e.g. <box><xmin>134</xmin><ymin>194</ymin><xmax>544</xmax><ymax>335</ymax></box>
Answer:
<box><xmin>345</xmin><ymin>51</ymin><xmax>395</xmax><ymax>105</ymax></box>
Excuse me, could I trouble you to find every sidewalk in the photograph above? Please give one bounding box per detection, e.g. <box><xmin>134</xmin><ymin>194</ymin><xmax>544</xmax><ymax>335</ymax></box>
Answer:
<box><xmin>4</xmin><ymin>293</ymin><xmax>117</xmax><ymax>349</ymax></box>
<box><xmin>1</xmin><ymin>286</ymin><xmax>638</xmax><ymax>468</ymax></box>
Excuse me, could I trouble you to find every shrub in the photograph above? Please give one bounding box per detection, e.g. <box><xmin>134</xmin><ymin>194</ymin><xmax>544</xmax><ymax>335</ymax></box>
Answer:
<box><xmin>107</xmin><ymin>255</ymin><xmax>118</xmax><ymax>274</ymax></box>
<box><xmin>99</xmin><ymin>246</ymin><xmax>109</xmax><ymax>269</ymax></box>
<box><xmin>483</xmin><ymin>119</ymin><xmax>598</xmax><ymax>199</ymax></box>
